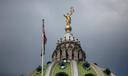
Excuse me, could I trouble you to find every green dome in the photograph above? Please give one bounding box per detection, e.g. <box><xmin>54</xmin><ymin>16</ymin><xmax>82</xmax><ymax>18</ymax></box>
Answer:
<box><xmin>30</xmin><ymin>60</ymin><xmax>115</xmax><ymax>76</ymax></box>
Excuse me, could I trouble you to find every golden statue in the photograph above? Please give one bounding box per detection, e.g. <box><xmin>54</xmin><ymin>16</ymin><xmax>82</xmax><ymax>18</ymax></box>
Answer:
<box><xmin>64</xmin><ymin>13</ymin><xmax>71</xmax><ymax>25</ymax></box>
<box><xmin>64</xmin><ymin>7</ymin><xmax>74</xmax><ymax>32</ymax></box>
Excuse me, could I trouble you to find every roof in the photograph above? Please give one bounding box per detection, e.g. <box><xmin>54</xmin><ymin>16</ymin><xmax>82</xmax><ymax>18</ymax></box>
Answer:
<box><xmin>30</xmin><ymin>60</ymin><xmax>116</xmax><ymax>76</ymax></box>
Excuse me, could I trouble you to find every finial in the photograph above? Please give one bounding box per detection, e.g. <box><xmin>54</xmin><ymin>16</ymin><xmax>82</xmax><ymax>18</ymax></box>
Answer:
<box><xmin>78</xmin><ymin>41</ymin><xmax>80</xmax><ymax>44</ymax></box>
<box><xmin>73</xmin><ymin>37</ymin><xmax>75</xmax><ymax>41</ymax></box>
<box><xmin>57</xmin><ymin>40</ymin><xmax>59</xmax><ymax>44</ymax></box>
<box><xmin>64</xmin><ymin>7</ymin><xmax>75</xmax><ymax>33</ymax></box>
<box><xmin>69</xmin><ymin>36</ymin><xmax>71</xmax><ymax>41</ymax></box>
<box><xmin>64</xmin><ymin>37</ymin><xmax>66</xmax><ymax>41</ymax></box>
<box><xmin>76</xmin><ymin>39</ymin><xmax>78</xmax><ymax>42</ymax></box>
<box><xmin>42</xmin><ymin>19</ymin><xmax>44</xmax><ymax>22</ymax></box>
<box><xmin>60</xmin><ymin>38</ymin><xmax>62</xmax><ymax>42</ymax></box>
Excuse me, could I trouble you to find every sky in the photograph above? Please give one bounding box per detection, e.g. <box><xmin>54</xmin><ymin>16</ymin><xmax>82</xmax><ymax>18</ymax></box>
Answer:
<box><xmin>0</xmin><ymin>0</ymin><xmax>128</xmax><ymax>76</ymax></box>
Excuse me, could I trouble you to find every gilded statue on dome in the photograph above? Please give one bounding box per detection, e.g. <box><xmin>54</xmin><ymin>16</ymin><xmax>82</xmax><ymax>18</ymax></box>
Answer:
<box><xmin>64</xmin><ymin>7</ymin><xmax>74</xmax><ymax>26</ymax></box>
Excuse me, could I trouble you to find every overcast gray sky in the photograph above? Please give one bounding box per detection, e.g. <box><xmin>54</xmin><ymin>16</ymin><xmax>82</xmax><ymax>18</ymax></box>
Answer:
<box><xmin>0</xmin><ymin>0</ymin><xmax>128</xmax><ymax>76</ymax></box>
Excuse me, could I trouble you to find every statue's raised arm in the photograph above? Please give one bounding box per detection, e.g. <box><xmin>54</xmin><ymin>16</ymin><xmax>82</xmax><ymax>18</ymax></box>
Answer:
<box><xmin>69</xmin><ymin>7</ymin><xmax>75</xmax><ymax>16</ymax></box>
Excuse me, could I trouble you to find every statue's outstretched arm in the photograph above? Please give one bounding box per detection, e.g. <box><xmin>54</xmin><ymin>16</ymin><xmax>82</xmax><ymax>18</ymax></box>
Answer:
<box><xmin>69</xmin><ymin>12</ymin><xmax>72</xmax><ymax>16</ymax></box>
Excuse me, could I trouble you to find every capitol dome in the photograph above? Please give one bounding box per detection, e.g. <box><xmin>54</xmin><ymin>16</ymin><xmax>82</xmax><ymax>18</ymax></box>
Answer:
<box><xmin>30</xmin><ymin>8</ymin><xmax>116</xmax><ymax>76</ymax></box>
<box><xmin>30</xmin><ymin>33</ymin><xmax>116</xmax><ymax>76</ymax></box>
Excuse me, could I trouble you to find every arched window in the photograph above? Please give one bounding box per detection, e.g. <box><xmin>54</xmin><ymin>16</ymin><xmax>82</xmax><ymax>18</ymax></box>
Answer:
<box><xmin>85</xmin><ymin>73</ymin><xmax>95</xmax><ymax>76</ymax></box>
<box><xmin>55</xmin><ymin>72</ymin><xmax>68</xmax><ymax>76</ymax></box>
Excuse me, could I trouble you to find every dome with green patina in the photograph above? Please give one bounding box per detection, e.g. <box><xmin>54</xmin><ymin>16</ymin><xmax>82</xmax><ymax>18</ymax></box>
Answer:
<box><xmin>30</xmin><ymin>8</ymin><xmax>116</xmax><ymax>76</ymax></box>
<box><xmin>30</xmin><ymin>32</ymin><xmax>116</xmax><ymax>76</ymax></box>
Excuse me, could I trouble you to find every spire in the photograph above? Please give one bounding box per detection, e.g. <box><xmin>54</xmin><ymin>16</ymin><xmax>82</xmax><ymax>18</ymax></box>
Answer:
<box><xmin>64</xmin><ymin>7</ymin><xmax>74</xmax><ymax>33</ymax></box>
